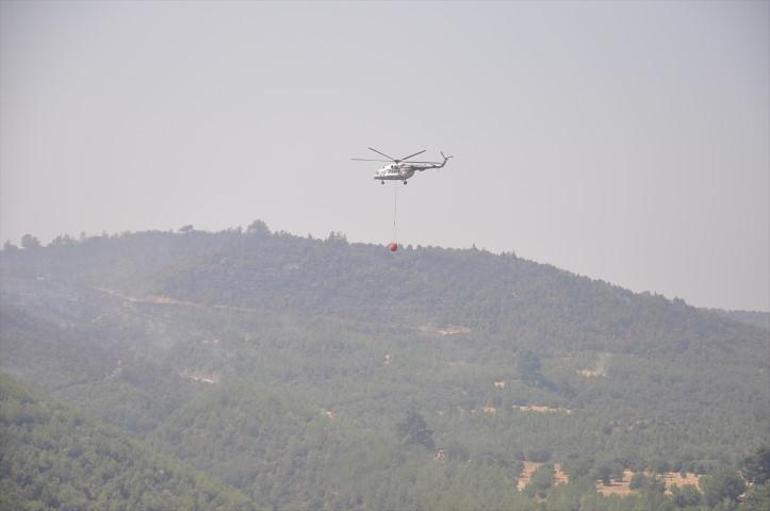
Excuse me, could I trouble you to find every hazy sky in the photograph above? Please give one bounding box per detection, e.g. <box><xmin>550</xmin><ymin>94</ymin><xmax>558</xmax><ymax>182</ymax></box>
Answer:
<box><xmin>1</xmin><ymin>1</ymin><xmax>768</xmax><ymax>311</ymax></box>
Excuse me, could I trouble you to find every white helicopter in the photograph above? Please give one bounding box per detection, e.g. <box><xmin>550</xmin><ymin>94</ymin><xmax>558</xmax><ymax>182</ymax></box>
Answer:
<box><xmin>352</xmin><ymin>147</ymin><xmax>453</xmax><ymax>184</ymax></box>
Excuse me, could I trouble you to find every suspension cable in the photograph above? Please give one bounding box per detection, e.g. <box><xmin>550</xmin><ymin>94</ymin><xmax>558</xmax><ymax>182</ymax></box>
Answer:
<box><xmin>392</xmin><ymin>183</ymin><xmax>398</xmax><ymax>243</ymax></box>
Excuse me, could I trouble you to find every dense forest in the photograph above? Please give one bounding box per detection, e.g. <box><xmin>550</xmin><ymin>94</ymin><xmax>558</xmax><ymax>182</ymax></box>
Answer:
<box><xmin>0</xmin><ymin>375</ymin><xmax>258</xmax><ymax>510</ymax></box>
<box><xmin>1</xmin><ymin>224</ymin><xmax>768</xmax><ymax>510</ymax></box>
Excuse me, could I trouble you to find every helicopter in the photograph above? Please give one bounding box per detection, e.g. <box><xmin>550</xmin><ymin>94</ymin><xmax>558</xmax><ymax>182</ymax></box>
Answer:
<box><xmin>352</xmin><ymin>147</ymin><xmax>453</xmax><ymax>184</ymax></box>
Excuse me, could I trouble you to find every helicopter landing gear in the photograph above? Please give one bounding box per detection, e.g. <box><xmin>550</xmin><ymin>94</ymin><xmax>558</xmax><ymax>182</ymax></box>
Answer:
<box><xmin>381</xmin><ymin>180</ymin><xmax>385</xmax><ymax>185</ymax></box>
<box><xmin>403</xmin><ymin>181</ymin><xmax>408</xmax><ymax>185</ymax></box>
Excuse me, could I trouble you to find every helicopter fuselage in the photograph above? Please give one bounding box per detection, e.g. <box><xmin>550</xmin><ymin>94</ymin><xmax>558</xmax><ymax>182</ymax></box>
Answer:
<box><xmin>373</xmin><ymin>161</ymin><xmax>447</xmax><ymax>183</ymax></box>
<box><xmin>374</xmin><ymin>164</ymin><xmax>416</xmax><ymax>181</ymax></box>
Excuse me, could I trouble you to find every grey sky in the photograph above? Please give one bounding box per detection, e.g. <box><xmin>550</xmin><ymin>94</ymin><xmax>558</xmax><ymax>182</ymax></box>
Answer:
<box><xmin>1</xmin><ymin>1</ymin><xmax>768</xmax><ymax>311</ymax></box>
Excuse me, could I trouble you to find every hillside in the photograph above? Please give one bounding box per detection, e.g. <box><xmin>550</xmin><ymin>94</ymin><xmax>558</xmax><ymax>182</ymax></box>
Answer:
<box><xmin>0</xmin><ymin>374</ymin><xmax>258</xmax><ymax>511</ymax></box>
<box><xmin>1</xmin><ymin>226</ymin><xmax>769</xmax><ymax>510</ymax></box>
<box><xmin>716</xmin><ymin>310</ymin><xmax>770</xmax><ymax>331</ymax></box>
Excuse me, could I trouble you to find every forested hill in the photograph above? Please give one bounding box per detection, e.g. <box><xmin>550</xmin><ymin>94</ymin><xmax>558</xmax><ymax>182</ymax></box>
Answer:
<box><xmin>1</xmin><ymin>225</ymin><xmax>769</xmax><ymax>510</ymax></box>
<box><xmin>0</xmin><ymin>375</ymin><xmax>259</xmax><ymax>511</ymax></box>
<box><xmin>716</xmin><ymin>310</ymin><xmax>770</xmax><ymax>331</ymax></box>
<box><xmin>2</xmin><ymin>225</ymin><xmax>767</xmax><ymax>358</ymax></box>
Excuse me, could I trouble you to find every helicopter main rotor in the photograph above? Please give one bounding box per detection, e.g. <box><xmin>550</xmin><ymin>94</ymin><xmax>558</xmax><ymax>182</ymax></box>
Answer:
<box><xmin>351</xmin><ymin>147</ymin><xmax>442</xmax><ymax>164</ymax></box>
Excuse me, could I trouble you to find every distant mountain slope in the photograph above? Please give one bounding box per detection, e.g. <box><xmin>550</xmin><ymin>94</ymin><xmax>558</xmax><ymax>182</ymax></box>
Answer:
<box><xmin>0</xmin><ymin>374</ymin><xmax>259</xmax><ymax>511</ymax></box>
<box><xmin>716</xmin><ymin>310</ymin><xmax>770</xmax><ymax>331</ymax></box>
<box><xmin>2</xmin><ymin>228</ymin><xmax>767</xmax><ymax>357</ymax></box>
<box><xmin>1</xmin><ymin>227</ymin><xmax>769</xmax><ymax>510</ymax></box>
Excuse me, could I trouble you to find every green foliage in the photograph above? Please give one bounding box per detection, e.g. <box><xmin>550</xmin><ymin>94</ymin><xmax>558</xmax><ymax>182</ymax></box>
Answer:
<box><xmin>0</xmin><ymin>375</ymin><xmax>259</xmax><ymax>511</ymax></box>
<box><xmin>630</xmin><ymin>473</ymin><xmax>649</xmax><ymax>490</ymax></box>
<box><xmin>527</xmin><ymin>463</ymin><xmax>554</xmax><ymax>498</ymax></box>
<box><xmin>740</xmin><ymin>481</ymin><xmax>770</xmax><ymax>511</ymax></box>
<box><xmin>594</xmin><ymin>463</ymin><xmax>613</xmax><ymax>486</ymax></box>
<box><xmin>701</xmin><ymin>469</ymin><xmax>746</xmax><ymax>508</ymax></box>
<box><xmin>738</xmin><ymin>446</ymin><xmax>770</xmax><ymax>511</ymax></box>
<box><xmin>20</xmin><ymin>234</ymin><xmax>40</xmax><ymax>250</ymax></box>
<box><xmin>517</xmin><ymin>349</ymin><xmax>546</xmax><ymax>387</ymax></box>
<box><xmin>670</xmin><ymin>484</ymin><xmax>702</xmax><ymax>508</ymax></box>
<box><xmin>743</xmin><ymin>447</ymin><xmax>770</xmax><ymax>485</ymax></box>
<box><xmin>246</xmin><ymin>220</ymin><xmax>269</xmax><ymax>236</ymax></box>
<box><xmin>396</xmin><ymin>409</ymin><xmax>435</xmax><ymax>450</ymax></box>
<box><xmin>1</xmin><ymin>227</ymin><xmax>770</xmax><ymax>510</ymax></box>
